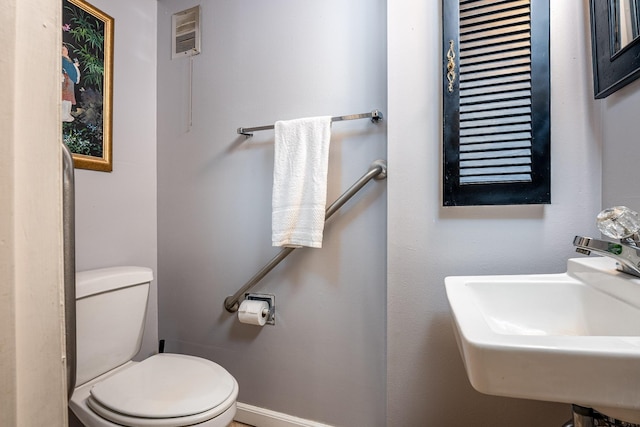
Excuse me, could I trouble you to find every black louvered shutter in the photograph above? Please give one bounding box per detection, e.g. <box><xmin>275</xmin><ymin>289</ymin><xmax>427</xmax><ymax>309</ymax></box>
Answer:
<box><xmin>443</xmin><ymin>0</ymin><xmax>550</xmax><ymax>206</ymax></box>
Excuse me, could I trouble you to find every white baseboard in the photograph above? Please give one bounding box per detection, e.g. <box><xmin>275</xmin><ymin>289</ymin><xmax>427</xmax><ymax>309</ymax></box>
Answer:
<box><xmin>234</xmin><ymin>402</ymin><xmax>334</xmax><ymax>427</ymax></box>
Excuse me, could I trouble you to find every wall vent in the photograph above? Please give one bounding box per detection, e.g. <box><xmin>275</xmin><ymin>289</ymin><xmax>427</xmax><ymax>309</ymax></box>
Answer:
<box><xmin>172</xmin><ymin>6</ymin><xmax>201</xmax><ymax>59</ymax></box>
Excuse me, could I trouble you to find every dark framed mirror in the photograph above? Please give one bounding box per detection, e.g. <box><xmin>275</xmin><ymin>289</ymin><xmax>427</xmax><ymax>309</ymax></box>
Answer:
<box><xmin>590</xmin><ymin>0</ymin><xmax>640</xmax><ymax>98</ymax></box>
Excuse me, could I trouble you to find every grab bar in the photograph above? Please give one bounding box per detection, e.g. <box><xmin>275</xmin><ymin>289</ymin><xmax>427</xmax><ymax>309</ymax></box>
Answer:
<box><xmin>237</xmin><ymin>109</ymin><xmax>383</xmax><ymax>137</ymax></box>
<box><xmin>62</xmin><ymin>143</ymin><xmax>76</xmax><ymax>399</ymax></box>
<box><xmin>224</xmin><ymin>159</ymin><xmax>387</xmax><ymax>312</ymax></box>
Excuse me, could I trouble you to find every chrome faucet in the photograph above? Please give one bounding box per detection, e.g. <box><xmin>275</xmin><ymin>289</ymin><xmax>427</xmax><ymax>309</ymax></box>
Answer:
<box><xmin>573</xmin><ymin>236</ymin><xmax>640</xmax><ymax>278</ymax></box>
<box><xmin>574</xmin><ymin>206</ymin><xmax>640</xmax><ymax>278</ymax></box>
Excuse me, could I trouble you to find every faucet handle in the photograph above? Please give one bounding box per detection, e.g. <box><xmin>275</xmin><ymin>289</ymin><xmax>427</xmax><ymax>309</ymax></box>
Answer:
<box><xmin>596</xmin><ymin>206</ymin><xmax>640</xmax><ymax>242</ymax></box>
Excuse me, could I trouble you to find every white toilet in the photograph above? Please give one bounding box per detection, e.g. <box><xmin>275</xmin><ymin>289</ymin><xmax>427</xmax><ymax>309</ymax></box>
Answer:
<box><xmin>69</xmin><ymin>266</ymin><xmax>238</xmax><ymax>427</ymax></box>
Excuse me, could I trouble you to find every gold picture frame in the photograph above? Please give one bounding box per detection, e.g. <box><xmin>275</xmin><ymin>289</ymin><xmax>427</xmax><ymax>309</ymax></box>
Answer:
<box><xmin>62</xmin><ymin>0</ymin><xmax>113</xmax><ymax>172</ymax></box>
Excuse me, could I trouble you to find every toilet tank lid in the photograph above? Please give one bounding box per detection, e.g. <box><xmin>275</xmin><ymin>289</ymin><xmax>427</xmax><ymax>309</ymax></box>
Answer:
<box><xmin>76</xmin><ymin>266</ymin><xmax>153</xmax><ymax>299</ymax></box>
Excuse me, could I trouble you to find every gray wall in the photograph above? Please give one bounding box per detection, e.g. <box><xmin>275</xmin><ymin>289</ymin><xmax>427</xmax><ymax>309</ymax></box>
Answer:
<box><xmin>386</xmin><ymin>0</ymin><xmax>602</xmax><ymax>426</ymax></box>
<box><xmin>156</xmin><ymin>1</ymin><xmax>387</xmax><ymax>426</ymax></box>
<box><xmin>601</xmin><ymin>77</ymin><xmax>640</xmax><ymax>210</ymax></box>
<box><xmin>74</xmin><ymin>0</ymin><xmax>158</xmax><ymax>360</ymax></box>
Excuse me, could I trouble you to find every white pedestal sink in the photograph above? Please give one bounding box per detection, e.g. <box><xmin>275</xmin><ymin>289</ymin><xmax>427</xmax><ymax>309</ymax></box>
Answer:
<box><xmin>445</xmin><ymin>257</ymin><xmax>640</xmax><ymax>424</ymax></box>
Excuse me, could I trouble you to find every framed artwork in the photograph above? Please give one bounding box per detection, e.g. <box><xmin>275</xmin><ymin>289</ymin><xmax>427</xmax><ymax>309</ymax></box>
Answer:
<box><xmin>62</xmin><ymin>0</ymin><xmax>113</xmax><ymax>171</ymax></box>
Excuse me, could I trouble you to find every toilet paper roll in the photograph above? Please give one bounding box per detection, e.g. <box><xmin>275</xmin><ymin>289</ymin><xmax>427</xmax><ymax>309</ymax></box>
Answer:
<box><xmin>237</xmin><ymin>300</ymin><xmax>269</xmax><ymax>326</ymax></box>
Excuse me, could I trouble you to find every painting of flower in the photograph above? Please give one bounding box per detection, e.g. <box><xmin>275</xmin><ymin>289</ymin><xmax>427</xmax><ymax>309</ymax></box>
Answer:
<box><xmin>62</xmin><ymin>0</ymin><xmax>113</xmax><ymax>172</ymax></box>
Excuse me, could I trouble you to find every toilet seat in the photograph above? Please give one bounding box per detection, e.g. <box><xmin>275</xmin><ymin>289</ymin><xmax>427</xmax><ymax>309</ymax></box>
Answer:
<box><xmin>86</xmin><ymin>353</ymin><xmax>238</xmax><ymax>427</ymax></box>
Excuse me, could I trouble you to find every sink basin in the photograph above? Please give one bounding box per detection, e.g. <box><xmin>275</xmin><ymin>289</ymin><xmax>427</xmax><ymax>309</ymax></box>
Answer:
<box><xmin>445</xmin><ymin>257</ymin><xmax>640</xmax><ymax>423</ymax></box>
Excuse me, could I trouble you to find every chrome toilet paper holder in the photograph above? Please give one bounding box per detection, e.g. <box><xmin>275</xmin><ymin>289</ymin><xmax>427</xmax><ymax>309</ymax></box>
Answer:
<box><xmin>244</xmin><ymin>293</ymin><xmax>275</xmax><ymax>325</ymax></box>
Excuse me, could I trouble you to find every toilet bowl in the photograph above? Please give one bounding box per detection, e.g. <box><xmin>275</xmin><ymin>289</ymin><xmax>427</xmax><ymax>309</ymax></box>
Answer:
<box><xmin>69</xmin><ymin>267</ymin><xmax>238</xmax><ymax>427</ymax></box>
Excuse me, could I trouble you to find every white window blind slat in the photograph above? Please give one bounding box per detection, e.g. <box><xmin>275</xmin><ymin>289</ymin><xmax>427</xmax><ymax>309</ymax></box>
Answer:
<box><xmin>460</xmin><ymin>90</ymin><xmax>532</xmax><ymax>105</ymax></box>
<box><xmin>461</xmin><ymin>32</ymin><xmax>530</xmax><ymax>51</ymax></box>
<box><xmin>461</xmin><ymin>82</ymin><xmax>531</xmax><ymax>98</ymax></box>
<box><xmin>460</xmin><ymin>65</ymin><xmax>531</xmax><ymax>82</ymax></box>
<box><xmin>461</xmin><ymin>106</ymin><xmax>532</xmax><ymax>121</ymax></box>
<box><xmin>460</xmin><ymin>140</ymin><xmax>533</xmax><ymax>152</ymax></box>
<box><xmin>461</xmin><ymin>165</ymin><xmax>532</xmax><ymax>176</ymax></box>
<box><xmin>460</xmin><ymin>98</ymin><xmax>532</xmax><ymax>113</ymax></box>
<box><xmin>459</xmin><ymin>115</ymin><xmax>532</xmax><ymax>130</ymax></box>
<box><xmin>460</xmin><ymin>131</ymin><xmax>532</xmax><ymax>145</ymax></box>
<box><xmin>462</xmin><ymin>8</ymin><xmax>529</xmax><ymax>28</ymax></box>
<box><xmin>461</xmin><ymin>16</ymin><xmax>531</xmax><ymax>36</ymax></box>
<box><xmin>460</xmin><ymin>24</ymin><xmax>531</xmax><ymax>44</ymax></box>
<box><xmin>460</xmin><ymin>123</ymin><xmax>532</xmax><ymax>137</ymax></box>
<box><xmin>463</xmin><ymin>40</ymin><xmax>531</xmax><ymax>59</ymax></box>
<box><xmin>460</xmin><ymin>148</ymin><xmax>532</xmax><ymax>160</ymax></box>
<box><xmin>460</xmin><ymin>48</ymin><xmax>531</xmax><ymax>67</ymax></box>
<box><xmin>457</xmin><ymin>0</ymin><xmax>533</xmax><ymax>185</ymax></box>
<box><xmin>460</xmin><ymin>174</ymin><xmax>533</xmax><ymax>184</ymax></box>
<box><xmin>460</xmin><ymin>0</ymin><xmax>530</xmax><ymax>16</ymax></box>
<box><xmin>460</xmin><ymin>73</ymin><xmax>530</xmax><ymax>89</ymax></box>
<box><xmin>461</xmin><ymin>56</ymin><xmax>532</xmax><ymax>74</ymax></box>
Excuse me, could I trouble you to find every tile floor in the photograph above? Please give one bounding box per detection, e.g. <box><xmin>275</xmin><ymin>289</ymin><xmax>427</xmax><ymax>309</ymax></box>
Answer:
<box><xmin>230</xmin><ymin>422</ymin><xmax>253</xmax><ymax>427</ymax></box>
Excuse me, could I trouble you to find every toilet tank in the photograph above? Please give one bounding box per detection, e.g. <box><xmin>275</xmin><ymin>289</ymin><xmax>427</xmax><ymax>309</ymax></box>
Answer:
<box><xmin>75</xmin><ymin>266</ymin><xmax>153</xmax><ymax>386</ymax></box>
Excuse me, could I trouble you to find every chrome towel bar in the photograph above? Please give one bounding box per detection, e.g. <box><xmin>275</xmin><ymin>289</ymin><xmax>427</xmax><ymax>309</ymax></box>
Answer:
<box><xmin>237</xmin><ymin>109</ymin><xmax>383</xmax><ymax>137</ymax></box>
<box><xmin>224</xmin><ymin>159</ymin><xmax>387</xmax><ymax>313</ymax></box>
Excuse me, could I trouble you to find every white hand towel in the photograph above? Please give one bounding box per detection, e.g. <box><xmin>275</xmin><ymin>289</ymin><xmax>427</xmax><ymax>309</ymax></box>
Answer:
<box><xmin>272</xmin><ymin>116</ymin><xmax>332</xmax><ymax>248</ymax></box>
